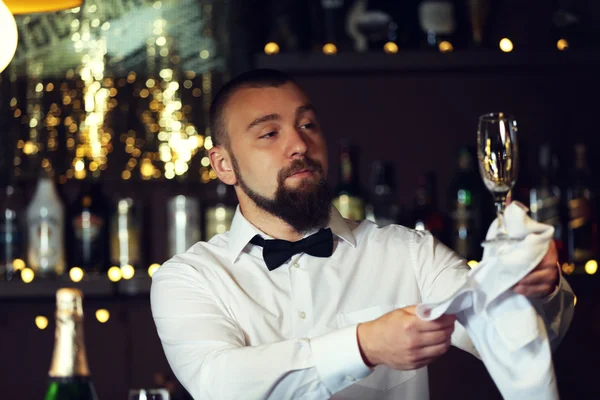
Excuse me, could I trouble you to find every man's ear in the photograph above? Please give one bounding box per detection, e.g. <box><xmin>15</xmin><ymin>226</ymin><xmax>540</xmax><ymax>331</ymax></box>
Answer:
<box><xmin>209</xmin><ymin>146</ymin><xmax>237</xmax><ymax>185</ymax></box>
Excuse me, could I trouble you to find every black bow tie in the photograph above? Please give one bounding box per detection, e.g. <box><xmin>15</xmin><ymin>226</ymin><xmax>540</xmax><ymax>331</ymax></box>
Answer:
<box><xmin>250</xmin><ymin>228</ymin><xmax>334</xmax><ymax>271</ymax></box>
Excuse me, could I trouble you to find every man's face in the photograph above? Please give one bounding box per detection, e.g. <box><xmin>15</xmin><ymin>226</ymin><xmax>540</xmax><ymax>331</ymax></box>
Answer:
<box><xmin>223</xmin><ymin>82</ymin><xmax>331</xmax><ymax>232</ymax></box>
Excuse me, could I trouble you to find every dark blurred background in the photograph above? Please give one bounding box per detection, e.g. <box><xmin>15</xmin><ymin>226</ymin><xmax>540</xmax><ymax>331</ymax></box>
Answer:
<box><xmin>1</xmin><ymin>0</ymin><xmax>599</xmax><ymax>398</ymax></box>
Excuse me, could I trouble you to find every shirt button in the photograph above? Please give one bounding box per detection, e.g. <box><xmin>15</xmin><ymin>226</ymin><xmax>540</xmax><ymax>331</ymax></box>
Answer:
<box><xmin>292</xmin><ymin>262</ymin><xmax>300</xmax><ymax>269</ymax></box>
<box><xmin>299</xmin><ymin>311</ymin><xmax>306</xmax><ymax>319</ymax></box>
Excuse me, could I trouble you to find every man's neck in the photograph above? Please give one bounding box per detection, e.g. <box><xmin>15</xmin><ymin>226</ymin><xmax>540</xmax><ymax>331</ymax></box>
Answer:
<box><xmin>237</xmin><ymin>199</ymin><xmax>305</xmax><ymax>242</ymax></box>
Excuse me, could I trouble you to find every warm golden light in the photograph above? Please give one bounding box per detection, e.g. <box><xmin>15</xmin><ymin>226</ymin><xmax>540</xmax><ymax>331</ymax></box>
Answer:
<box><xmin>467</xmin><ymin>260</ymin><xmax>479</xmax><ymax>269</ymax></box>
<box><xmin>5</xmin><ymin>0</ymin><xmax>83</xmax><ymax>14</ymax></box>
<box><xmin>561</xmin><ymin>262</ymin><xmax>575</xmax><ymax>275</ymax></box>
<box><xmin>438</xmin><ymin>41</ymin><xmax>454</xmax><ymax>53</ymax></box>
<box><xmin>499</xmin><ymin>38</ymin><xmax>514</xmax><ymax>52</ymax></box>
<box><xmin>574</xmin><ymin>296</ymin><xmax>577</xmax><ymax>306</ymax></box>
<box><xmin>264</xmin><ymin>42</ymin><xmax>280</xmax><ymax>55</ymax></box>
<box><xmin>69</xmin><ymin>267</ymin><xmax>84</xmax><ymax>282</ymax></box>
<box><xmin>35</xmin><ymin>316</ymin><xmax>49</xmax><ymax>330</ymax></box>
<box><xmin>95</xmin><ymin>309</ymin><xmax>110</xmax><ymax>323</ymax></box>
<box><xmin>322</xmin><ymin>43</ymin><xmax>337</xmax><ymax>55</ymax></box>
<box><xmin>121</xmin><ymin>264</ymin><xmax>135</xmax><ymax>280</ymax></box>
<box><xmin>557</xmin><ymin>39</ymin><xmax>569</xmax><ymax>51</ymax></box>
<box><xmin>12</xmin><ymin>258</ymin><xmax>25</xmax><ymax>271</ymax></box>
<box><xmin>21</xmin><ymin>268</ymin><xmax>35</xmax><ymax>283</ymax></box>
<box><xmin>107</xmin><ymin>266</ymin><xmax>122</xmax><ymax>282</ymax></box>
<box><xmin>148</xmin><ymin>263</ymin><xmax>160</xmax><ymax>277</ymax></box>
<box><xmin>383</xmin><ymin>42</ymin><xmax>398</xmax><ymax>54</ymax></box>
<box><xmin>585</xmin><ymin>260</ymin><xmax>598</xmax><ymax>275</ymax></box>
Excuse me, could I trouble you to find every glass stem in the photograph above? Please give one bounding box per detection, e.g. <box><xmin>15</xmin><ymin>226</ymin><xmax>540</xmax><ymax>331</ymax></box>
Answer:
<box><xmin>495</xmin><ymin>201</ymin><xmax>508</xmax><ymax>237</ymax></box>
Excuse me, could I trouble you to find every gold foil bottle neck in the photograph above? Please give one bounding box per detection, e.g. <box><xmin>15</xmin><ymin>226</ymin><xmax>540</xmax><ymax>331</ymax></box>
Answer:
<box><xmin>48</xmin><ymin>288</ymin><xmax>91</xmax><ymax>378</ymax></box>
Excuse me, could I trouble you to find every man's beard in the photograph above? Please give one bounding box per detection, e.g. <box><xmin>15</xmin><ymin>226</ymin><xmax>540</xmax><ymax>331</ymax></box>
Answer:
<box><xmin>231</xmin><ymin>153</ymin><xmax>332</xmax><ymax>234</ymax></box>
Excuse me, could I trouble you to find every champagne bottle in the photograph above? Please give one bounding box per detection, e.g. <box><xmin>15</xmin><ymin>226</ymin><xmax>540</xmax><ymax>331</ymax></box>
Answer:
<box><xmin>333</xmin><ymin>143</ymin><xmax>365</xmax><ymax>221</ymax></box>
<box><xmin>566</xmin><ymin>143</ymin><xmax>598</xmax><ymax>267</ymax></box>
<box><xmin>44</xmin><ymin>288</ymin><xmax>98</xmax><ymax>400</ymax></box>
<box><xmin>448</xmin><ymin>147</ymin><xmax>483</xmax><ymax>260</ymax></box>
<box><xmin>204</xmin><ymin>183</ymin><xmax>235</xmax><ymax>241</ymax></box>
<box><xmin>109</xmin><ymin>197</ymin><xmax>141</xmax><ymax>269</ymax></box>
<box><xmin>26</xmin><ymin>174</ymin><xmax>66</xmax><ymax>278</ymax></box>
<box><xmin>67</xmin><ymin>180</ymin><xmax>111</xmax><ymax>274</ymax></box>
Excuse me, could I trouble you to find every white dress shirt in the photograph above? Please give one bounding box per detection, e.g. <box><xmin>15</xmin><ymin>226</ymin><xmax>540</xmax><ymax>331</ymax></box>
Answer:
<box><xmin>150</xmin><ymin>206</ymin><xmax>573</xmax><ymax>400</ymax></box>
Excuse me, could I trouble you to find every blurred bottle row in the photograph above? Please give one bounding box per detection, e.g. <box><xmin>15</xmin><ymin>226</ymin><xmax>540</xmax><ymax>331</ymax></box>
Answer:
<box><xmin>1</xmin><ymin>141</ymin><xmax>597</xmax><ymax>281</ymax></box>
<box><xmin>0</xmin><ymin>172</ymin><xmax>238</xmax><ymax>281</ymax></box>
<box><xmin>250</xmin><ymin>0</ymin><xmax>597</xmax><ymax>55</ymax></box>
<box><xmin>332</xmin><ymin>141</ymin><xmax>598</xmax><ymax>275</ymax></box>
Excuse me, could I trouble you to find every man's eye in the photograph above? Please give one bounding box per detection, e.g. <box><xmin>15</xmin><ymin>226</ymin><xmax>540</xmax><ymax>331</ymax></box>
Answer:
<box><xmin>300</xmin><ymin>123</ymin><xmax>316</xmax><ymax>130</ymax></box>
<box><xmin>260</xmin><ymin>131</ymin><xmax>277</xmax><ymax>139</ymax></box>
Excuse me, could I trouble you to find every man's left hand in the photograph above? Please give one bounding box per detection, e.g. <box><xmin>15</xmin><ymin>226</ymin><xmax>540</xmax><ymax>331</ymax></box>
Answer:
<box><xmin>512</xmin><ymin>240</ymin><xmax>560</xmax><ymax>298</ymax></box>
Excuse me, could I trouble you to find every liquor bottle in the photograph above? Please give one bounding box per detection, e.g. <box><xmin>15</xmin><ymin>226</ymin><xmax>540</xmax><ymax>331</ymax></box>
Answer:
<box><xmin>110</xmin><ymin>197</ymin><xmax>141</xmax><ymax>269</ymax></box>
<box><xmin>333</xmin><ymin>143</ymin><xmax>365</xmax><ymax>221</ymax></box>
<box><xmin>552</xmin><ymin>0</ymin><xmax>580</xmax><ymax>51</ymax></box>
<box><xmin>529</xmin><ymin>144</ymin><xmax>566</xmax><ymax>257</ymax></box>
<box><xmin>317</xmin><ymin>0</ymin><xmax>352</xmax><ymax>53</ymax></box>
<box><xmin>67</xmin><ymin>180</ymin><xmax>111</xmax><ymax>274</ymax></box>
<box><xmin>467</xmin><ymin>0</ymin><xmax>492</xmax><ymax>48</ymax></box>
<box><xmin>26</xmin><ymin>173</ymin><xmax>66</xmax><ymax>278</ymax></box>
<box><xmin>447</xmin><ymin>147</ymin><xmax>484</xmax><ymax>260</ymax></box>
<box><xmin>418</xmin><ymin>0</ymin><xmax>457</xmax><ymax>51</ymax></box>
<box><xmin>411</xmin><ymin>171</ymin><xmax>446</xmax><ymax>241</ymax></box>
<box><xmin>167</xmin><ymin>194</ymin><xmax>201</xmax><ymax>258</ymax></box>
<box><xmin>44</xmin><ymin>288</ymin><xmax>98</xmax><ymax>400</ymax></box>
<box><xmin>566</xmin><ymin>143</ymin><xmax>598</xmax><ymax>267</ymax></box>
<box><xmin>0</xmin><ymin>179</ymin><xmax>25</xmax><ymax>280</ymax></box>
<box><xmin>204</xmin><ymin>183</ymin><xmax>236</xmax><ymax>241</ymax></box>
<box><xmin>365</xmin><ymin>161</ymin><xmax>399</xmax><ymax>227</ymax></box>
<box><xmin>351</xmin><ymin>2</ymin><xmax>399</xmax><ymax>52</ymax></box>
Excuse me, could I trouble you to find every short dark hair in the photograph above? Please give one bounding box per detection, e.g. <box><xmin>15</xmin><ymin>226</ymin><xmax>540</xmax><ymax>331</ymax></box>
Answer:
<box><xmin>208</xmin><ymin>69</ymin><xmax>296</xmax><ymax>149</ymax></box>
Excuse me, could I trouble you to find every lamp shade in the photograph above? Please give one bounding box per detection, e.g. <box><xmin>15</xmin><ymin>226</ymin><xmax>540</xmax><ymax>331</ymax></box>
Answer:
<box><xmin>5</xmin><ymin>0</ymin><xmax>83</xmax><ymax>14</ymax></box>
<box><xmin>0</xmin><ymin>0</ymin><xmax>18</xmax><ymax>73</ymax></box>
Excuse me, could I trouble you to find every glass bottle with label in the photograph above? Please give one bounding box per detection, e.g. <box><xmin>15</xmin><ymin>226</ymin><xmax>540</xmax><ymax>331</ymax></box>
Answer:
<box><xmin>447</xmin><ymin>147</ymin><xmax>483</xmax><ymax>260</ymax></box>
<box><xmin>26</xmin><ymin>173</ymin><xmax>66</xmax><ymax>278</ymax></box>
<box><xmin>0</xmin><ymin>180</ymin><xmax>25</xmax><ymax>280</ymax></box>
<box><xmin>333</xmin><ymin>143</ymin><xmax>365</xmax><ymax>221</ymax></box>
<box><xmin>204</xmin><ymin>183</ymin><xmax>235</xmax><ymax>241</ymax></box>
<box><xmin>529</xmin><ymin>144</ymin><xmax>566</xmax><ymax>258</ymax></box>
<box><xmin>418</xmin><ymin>0</ymin><xmax>457</xmax><ymax>51</ymax></box>
<box><xmin>411</xmin><ymin>171</ymin><xmax>446</xmax><ymax>242</ymax></box>
<box><xmin>365</xmin><ymin>161</ymin><xmax>399</xmax><ymax>228</ymax></box>
<box><xmin>167</xmin><ymin>194</ymin><xmax>201</xmax><ymax>258</ymax></box>
<box><xmin>110</xmin><ymin>197</ymin><xmax>141</xmax><ymax>270</ymax></box>
<box><xmin>67</xmin><ymin>180</ymin><xmax>111</xmax><ymax>274</ymax></box>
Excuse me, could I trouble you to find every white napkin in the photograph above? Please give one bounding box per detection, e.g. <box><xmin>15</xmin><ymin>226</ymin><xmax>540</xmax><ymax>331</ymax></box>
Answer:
<box><xmin>416</xmin><ymin>201</ymin><xmax>558</xmax><ymax>400</ymax></box>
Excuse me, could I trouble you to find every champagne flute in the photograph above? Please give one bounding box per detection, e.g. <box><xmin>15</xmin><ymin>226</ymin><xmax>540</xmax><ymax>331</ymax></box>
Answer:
<box><xmin>477</xmin><ymin>112</ymin><xmax>519</xmax><ymax>245</ymax></box>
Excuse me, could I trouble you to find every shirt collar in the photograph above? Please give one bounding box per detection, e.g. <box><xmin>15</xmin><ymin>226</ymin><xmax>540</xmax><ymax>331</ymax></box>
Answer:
<box><xmin>227</xmin><ymin>205</ymin><xmax>356</xmax><ymax>264</ymax></box>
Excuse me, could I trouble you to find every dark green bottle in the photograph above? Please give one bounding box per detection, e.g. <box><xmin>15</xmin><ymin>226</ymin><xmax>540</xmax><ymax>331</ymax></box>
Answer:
<box><xmin>44</xmin><ymin>288</ymin><xmax>98</xmax><ymax>400</ymax></box>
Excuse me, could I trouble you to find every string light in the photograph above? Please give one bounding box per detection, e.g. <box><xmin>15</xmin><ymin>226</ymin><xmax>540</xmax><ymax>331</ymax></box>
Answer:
<box><xmin>322</xmin><ymin>43</ymin><xmax>337</xmax><ymax>55</ymax></box>
<box><xmin>35</xmin><ymin>316</ymin><xmax>49</xmax><ymax>330</ymax></box>
<box><xmin>499</xmin><ymin>38</ymin><xmax>513</xmax><ymax>53</ymax></box>
<box><xmin>95</xmin><ymin>309</ymin><xmax>110</xmax><ymax>323</ymax></box>
<box><xmin>69</xmin><ymin>267</ymin><xmax>84</xmax><ymax>282</ymax></box>
<box><xmin>107</xmin><ymin>266</ymin><xmax>122</xmax><ymax>282</ymax></box>
<box><xmin>121</xmin><ymin>264</ymin><xmax>135</xmax><ymax>280</ymax></box>
<box><xmin>383</xmin><ymin>42</ymin><xmax>398</xmax><ymax>54</ymax></box>
<box><xmin>148</xmin><ymin>263</ymin><xmax>160</xmax><ymax>277</ymax></box>
<box><xmin>585</xmin><ymin>260</ymin><xmax>598</xmax><ymax>275</ymax></box>
<box><xmin>264</xmin><ymin>42</ymin><xmax>280</xmax><ymax>55</ymax></box>
<box><xmin>557</xmin><ymin>39</ymin><xmax>569</xmax><ymax>51</ymax></box>
<box><xmin>21</xmin><ymin>268</ymin><xmax>35</xmax><ymax>283</ymax></box>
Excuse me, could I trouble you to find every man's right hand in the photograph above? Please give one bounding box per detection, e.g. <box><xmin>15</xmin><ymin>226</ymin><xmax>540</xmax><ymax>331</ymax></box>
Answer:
<box><xmin>357</xmin><ymin>306</ymin><xmax>456</xmax><ymax>370</ymax></box>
